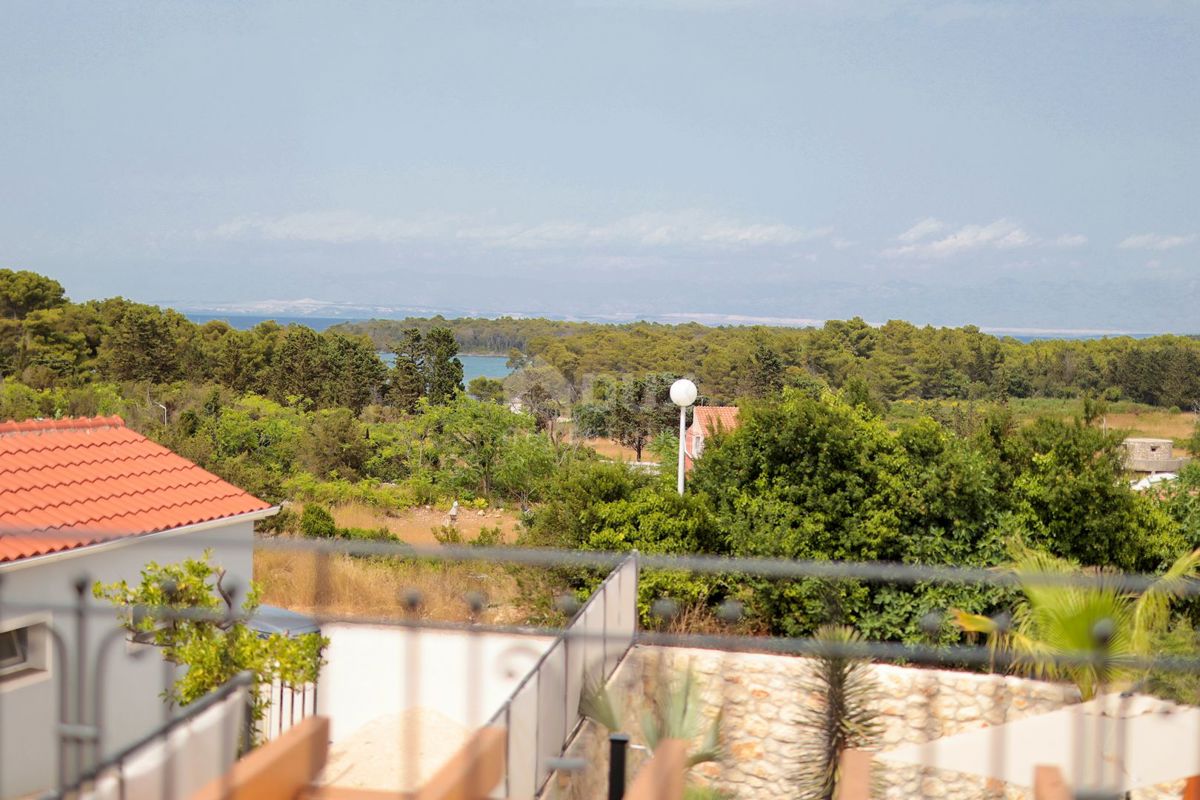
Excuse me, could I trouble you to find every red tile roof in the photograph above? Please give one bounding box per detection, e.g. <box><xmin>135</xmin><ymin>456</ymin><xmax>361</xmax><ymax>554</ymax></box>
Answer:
<box><xmin>684</xmin><ymin>406</ymin><xmax>740</xmax><ymax>471</ymax></box>
<box><xmin>0</xmin><ymin>416</ymin><xmax>272</xmax><ymax>563</ymax></box>
<box><xmin>689</xmin><ymin>406</ymin><xmax>740</xmax><ymax>437</ymax></box>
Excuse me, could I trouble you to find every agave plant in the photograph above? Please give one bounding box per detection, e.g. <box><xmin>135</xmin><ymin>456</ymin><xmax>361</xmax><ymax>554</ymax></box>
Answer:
<box><xmin>952</xmin><ymin>545</ymin><xmax>1200</xmax><ymax>700</ymax></box>
<box><xmin>579</xmin><ymin>663</ymin><xmax>723</xmax><ymax>768</ymax></box>
<box><xmin>579</xmin><ymin>670</ymin><xmax>625</xmax><ymax>732</ymax></box>
<box><xmin>796</xmin><ymin>625</ymin><xmax>881</xmax><ymax>800</ymax></box>
<box><xmin>640</xmin><ymin>665</ymin><xmax>723</xmax><ymax>768</ymax></box>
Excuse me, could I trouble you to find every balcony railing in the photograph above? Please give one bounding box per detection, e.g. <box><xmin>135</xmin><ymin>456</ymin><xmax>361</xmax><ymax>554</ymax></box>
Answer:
<box><xmin>1</xmin><ymin>532</ymin><xmax>1199</xmax><ymax>799</ymax></box>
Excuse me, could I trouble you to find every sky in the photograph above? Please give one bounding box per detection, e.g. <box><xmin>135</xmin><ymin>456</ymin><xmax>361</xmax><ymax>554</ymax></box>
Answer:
<box><xmin>2</xmin><ymin>1</ymin><xmax>1198</xmax><ymax>333</ymax></box>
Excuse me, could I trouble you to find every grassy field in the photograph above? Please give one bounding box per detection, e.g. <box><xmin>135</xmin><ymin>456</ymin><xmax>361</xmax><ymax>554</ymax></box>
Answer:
<box><xmin>1006</xmin><ymin>399</ymin><xmax>1196</xmax><ymax>447</ymax></box>
<box><xmin>579</xmin><ymin>436</ymin><xmax>655</xmax><ymax>462</ymax></box>
<box><xmin>330</xmin><ymin>503</ymin><xmax>523</xmax><ymax>546</ymax></box>
<box><xmin>254</xmin><ymin>545</ymin><xmax>538</xmax><ymax>625</ymax></box>
<box><xmin>890</xmin><ymin>398</ymin><xmax>1197</xmax><ymax>450</ymax></box>
<box><xmin>256</xmin><ymin>503</ymin><xmax>538</xmax><ymax>623</ymax></box>
<box><xmin>1100</xmin><ymin>410</ymin><xmax>1196</xmax><ymax>445</ymax></box>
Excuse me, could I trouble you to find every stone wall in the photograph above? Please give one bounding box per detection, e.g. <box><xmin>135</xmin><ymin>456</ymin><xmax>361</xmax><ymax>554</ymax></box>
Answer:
<box><xmin>1123</xmin><ymin>437</ymin><xmax>1188</xmax><ymax>472</ymax></box>
<box><xmin>546</xmin><ymin>645</ymin><xmax>1080</xmax><ymax>800</ymax></box>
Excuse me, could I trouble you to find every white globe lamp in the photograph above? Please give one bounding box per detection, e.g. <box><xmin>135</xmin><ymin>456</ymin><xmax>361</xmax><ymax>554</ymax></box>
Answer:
<box><xmin>670</xmin><ymin>379</ymin><xmax>698</xmax><ymax>494</ymax></box>
<box><xmin>670</xmin><ymin>378</ymin><xmax>698</xmax><ymax>408</ymax></box>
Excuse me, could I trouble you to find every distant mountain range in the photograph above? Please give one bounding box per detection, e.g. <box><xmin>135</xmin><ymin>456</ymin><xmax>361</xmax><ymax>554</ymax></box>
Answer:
<box><xmin>165</xmin><ymin>273</ymin><xmax>1200</xmax><ymax>338</ymax></box>
<box><xmin>176</xmin><ymin>299</ymin><xmax>1168</xmax><ymax>341</ymax></box>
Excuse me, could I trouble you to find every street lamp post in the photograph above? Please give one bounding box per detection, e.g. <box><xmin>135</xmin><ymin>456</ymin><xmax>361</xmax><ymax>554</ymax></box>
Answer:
<box><xmin>670</xmin><ymin>378</ymin><xmax>697</xmax><ymax>495</ymax></box>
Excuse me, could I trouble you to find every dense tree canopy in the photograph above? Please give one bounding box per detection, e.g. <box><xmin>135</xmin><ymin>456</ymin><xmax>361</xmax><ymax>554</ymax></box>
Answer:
<box><xmin>336</xmin><ymin>315</ymin><xmax>1200</xmax><ymax>409</ymax></box>
<box><xmin>527</xmin><ymin>388</ymin><xmax>1188</xmax><ymax>641</ymax></box>
<box><xmin>5</xmin><ymin>269</ymin><xmax>1200</xmax><ymax>649</ymax></box>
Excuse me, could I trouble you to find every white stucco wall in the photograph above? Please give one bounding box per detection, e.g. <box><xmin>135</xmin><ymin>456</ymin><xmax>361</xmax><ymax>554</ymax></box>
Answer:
<box><xmin>0</xmin><ymin>517</ymin><xmax>257</xmax><ymax>799</ymax></box>
<box><xmin>318</xmin><ymin>624</ymin><xmax>554</xmax><ymax>742</ymax></box>
<box><xmin>315</xmin><ymin>624</ymin><xmax>554</xmax><ymax>791</ymax></box>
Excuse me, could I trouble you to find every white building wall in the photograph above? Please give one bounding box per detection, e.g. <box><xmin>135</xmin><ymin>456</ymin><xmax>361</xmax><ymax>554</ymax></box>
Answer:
<box><xmin>0</xmin><ymin>517</ymin><xmax>256</xmax><ymax>799</ymax></box>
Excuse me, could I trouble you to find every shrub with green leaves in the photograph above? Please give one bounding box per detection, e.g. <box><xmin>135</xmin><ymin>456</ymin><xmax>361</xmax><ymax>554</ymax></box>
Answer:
<box><xmin>431</xmin><ymin>524</ymin><xmax>464</xmax><ymax>545</ymax></box>
<box><xmin>93</xmin><ymin>551</ymin><xmax>328</xmax><ymax>741</ymax></box>
<box><xmin>338</xmin><ymin>525</ymin><xmax>394</xmax><ymax>542</ymax></box>
<box><xmin>471</xmin><ymin>525</ymin><xmax>504</xmax><ymax>547</ymax></box>
<box><xmin>300</xmin><ymin>504</ymin><xmax>337</xmax><ymax>538</ymax></box>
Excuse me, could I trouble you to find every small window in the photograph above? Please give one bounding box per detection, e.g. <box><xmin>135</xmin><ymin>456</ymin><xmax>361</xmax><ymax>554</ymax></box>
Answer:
<box><xmin>0</xmin><ymin>623</ymin><xmax>48</xmax><ymax>683</ymax></box>
<box><xmin>0</xmin><ymin>628</ymin><xmax>30</xmax><ymax>675</ymax></box>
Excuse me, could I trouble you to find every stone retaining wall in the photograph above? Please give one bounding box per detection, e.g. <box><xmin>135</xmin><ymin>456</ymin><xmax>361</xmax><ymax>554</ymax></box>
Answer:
<box><xmin>546</xmin><ymin>645</ymin><xmax>1081</xmax><ymax>800</ymax></box>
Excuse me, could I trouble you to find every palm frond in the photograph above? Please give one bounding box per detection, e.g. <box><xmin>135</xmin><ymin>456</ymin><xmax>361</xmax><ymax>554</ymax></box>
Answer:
<box><xmin>579</xmin><ymin>671</ymin><xmax>624</xmax><ymax>732</ymax></box>
<box><xmin>641</xmin><ymin>663</ymin><xmax>723</xmax><ymax>765</ymax></box>
<box><xmin>954</xmin><ymin>545</ymin><xmax>1190</xmax><ymax>699</ymax></box>
<box><xmin>1134</xmin><ymin>548</ymin><xmax>1200</xmax><ymax>652</ymax></box>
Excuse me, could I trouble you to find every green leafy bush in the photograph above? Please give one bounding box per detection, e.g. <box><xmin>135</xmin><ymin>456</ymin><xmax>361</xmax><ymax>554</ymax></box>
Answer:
<box><xmin>256</xmin><ymin>506</ymin><xmax>298</xmax><ymax>535</ymax></box>
<box><xmin>431</xmin><ymin>524</ymin><xmax>463</xmax><ymax>545</ymax></box>
<box><xmin>93</xmin><ymin>551</ymin><xmax>328</xmax><ymax>743</ymax></box>
<box><xmin>338</xmin><ymin>526</ymin><xmax>394</xmax><ymax>542</ymax></box>
<box><xmin>471</xmin><ymin>526</ymin><xmax>504</xmax><ymax>547</ymax></box>
<box><xmin>300</xmin><ymin>504</ymin><xmax>337</xmax><ymax>539</ymax></box>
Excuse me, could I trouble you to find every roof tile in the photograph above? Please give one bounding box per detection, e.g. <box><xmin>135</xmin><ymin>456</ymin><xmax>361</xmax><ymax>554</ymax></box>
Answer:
<box><xmin>0</xmin><ymin>416</ymin><xmax>271</xmax><ymax>563</ymax></box>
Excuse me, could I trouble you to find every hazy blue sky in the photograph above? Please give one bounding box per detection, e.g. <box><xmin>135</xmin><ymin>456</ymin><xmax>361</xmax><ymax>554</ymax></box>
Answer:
<box><xmin>2</xmin><ymin>1</ymin><xmax>1198</xmax><ymax>331</ymax></box>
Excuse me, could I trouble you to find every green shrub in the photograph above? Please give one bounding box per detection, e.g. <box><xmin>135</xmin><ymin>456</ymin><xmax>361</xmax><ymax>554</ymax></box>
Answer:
<box><xmin>338</xmin><ymin>526</ymin><xmax>394</xmax><ymax>542</ymax></box>
<box><xmin>431</xmin><ymin>524</ymin><xmax>463</xmax><ymax>545</ymax></box>
<box><xmin>283</xmin><ymin>472</ymin><xmax>413</xmax><ymax>512</ymax></box>
<box><xmin>404</xmin><ymin>473</ymin><xmax>439</xmax><ymax>506</ymax></box>
<box><xmin>257</xmin><ymin>507</ymin><xmax>298</xmax><ymax>535</ymax></box>
<box><xmin>300</xmin><ymin>504</ymin><xmax>337</xmax><ymax>539</ymax></box>
<box><xmin>471</xmin><ymin>526</ymin><xmax>503</xmax><ymax>547</ymax></box>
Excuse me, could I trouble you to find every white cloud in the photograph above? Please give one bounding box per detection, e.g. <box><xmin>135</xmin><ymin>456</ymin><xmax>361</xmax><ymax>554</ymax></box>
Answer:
<box><xmin>1118</xmin><ymin>233</ymin><xmax>1197</xmax><ymax>251</ymax></box>
<box><xmin>1051</xmin><ymin>233</ymin><xmax>1088</xmax><ymax>247</ymax></box>
<box><xmin>883</xmin><ymin>219</ymin><xmax>1035</xmax><ymax>258</ymax></box>
<box><xmin>896</xmin><ymin>217</ymin><xmax>945</xmax><ymax>243</ymax></box>
<box><xmin>211</xmin><ymin>210</ymin><xmax>829</xmax><ymax>250</ymax></box>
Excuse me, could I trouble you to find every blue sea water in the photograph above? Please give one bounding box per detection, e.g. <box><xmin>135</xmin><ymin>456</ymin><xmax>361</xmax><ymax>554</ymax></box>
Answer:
<box><xmin>185</xmin><ymin>313</ymin><xmax>352</xmax><ymax>332</ymax></box>
<box><xmin>184</xmin><ymin>313</ymin><xmax>512</xmax><ymax>384</ymax></box>
<box><xmin>379</xmin><ymin>352</ymin><xmax>511</xmax><ymax>385</ymax></box>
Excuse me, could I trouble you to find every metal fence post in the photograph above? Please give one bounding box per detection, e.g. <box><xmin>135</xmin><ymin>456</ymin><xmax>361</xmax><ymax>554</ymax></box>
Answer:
<box><xmin>608</xmin><ymin>733</ymin><xmax>630</xmax><ymax>800</ymax></box>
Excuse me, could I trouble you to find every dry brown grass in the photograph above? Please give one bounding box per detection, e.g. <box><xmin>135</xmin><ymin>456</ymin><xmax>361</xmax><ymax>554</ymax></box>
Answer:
<box><xmin>1101</xmin><ymin>411</ymin><xmax>1197</xmax><ymax>446</ymax></box>
<box><xmin>253</xmin><ymin>544</ymin><xmax>531</xmax><ymax>625</ymax></box>
<box><xmin>329</xmin><ymin>503</ymin><xmax>522</xmax><ymax>546</ymax></box>
<box><xmin>580</xmin><ymin>437</ymin><xmax>657</xmax><ymax>463</ymax></box>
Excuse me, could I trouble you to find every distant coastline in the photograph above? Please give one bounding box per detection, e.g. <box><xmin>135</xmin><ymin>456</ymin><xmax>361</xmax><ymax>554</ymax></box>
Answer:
<box><xmin>184</xmin><ymin>311</ymin><xmax>1172</xmax><ymax>345</ymax></box>
<box><xmin>185</xmin><ymin>313</ymin><xmax>352</xmax><ymax>333</ymax></box>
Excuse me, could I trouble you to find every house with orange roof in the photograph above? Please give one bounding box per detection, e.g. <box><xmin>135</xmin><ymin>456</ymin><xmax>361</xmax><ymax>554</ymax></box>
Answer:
<box><xmin>0</xmin><ymin>416</ymin><xmax>276</xmax><ymax>797</ymax></box>
<box><xmin>683</xmin><ymin>405</ymin><xmax>740</xmax><ymax>471</ymax></box>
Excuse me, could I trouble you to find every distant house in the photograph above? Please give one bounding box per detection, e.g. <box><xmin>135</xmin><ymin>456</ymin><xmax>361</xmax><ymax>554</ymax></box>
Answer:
<box><xmin>0</xmin><ymin>416</ymin><xmax>275</xmax><ymax>797</ymax></box>
<box><xmin>684</xmin><ymin>405</ymin><xmax>740</xmax><ymax>471</ymax></box>
<box><xmin>1122</xmin><ymin>437</ymin><xmax>1189</xmax><ymax>474</ymax></box>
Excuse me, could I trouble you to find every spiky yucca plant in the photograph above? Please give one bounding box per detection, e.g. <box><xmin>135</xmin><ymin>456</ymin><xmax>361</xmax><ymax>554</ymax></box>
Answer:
<box><xmin>640</xmin><ymin>665</ymin><xmax>723</xmax><ymax>768</ymax></box>
<box><xmin>951</xmin><ymin>545</ymin><xmax>1200</xmax><ymax>700</ymax></box>
<box><xmin>579</xmin><ymin>664</ymin><xmax>723</xmax><ymax>768</ymax></box>
<box><xmin>796</xmin><ymin>625</ymin><xmax>881</xmax><ymax>800</ymax></box>
<box><xmin>579</xmin><ymin>671</ymin><xmax>624</xmax><ymax>732</ymax></box>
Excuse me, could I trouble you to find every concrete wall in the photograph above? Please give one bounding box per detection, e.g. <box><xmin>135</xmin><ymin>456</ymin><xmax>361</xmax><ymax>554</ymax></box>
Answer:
<box><xmin>1123</xmin><ymin>438</ymin><xmax>1188</xmax><ymax>473</ymax></box>
<box><xmin>548</xmin><ymin>645</ymin><xmax>1081</xmax><ymax>800</ymax></box>
<box><xmin>0</xmin><ymin>519</ymin><xmax>254</xmax><ymax>799</ymax></box>
<box><xmin>316</xmin><ymin>624</ymin><xmax>554</xmax><ymax>792</ymax></box>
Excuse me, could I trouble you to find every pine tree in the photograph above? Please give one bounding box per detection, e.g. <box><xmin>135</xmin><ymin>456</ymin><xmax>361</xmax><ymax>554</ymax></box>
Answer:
<box><xmin>388</xmin><ymin>328</ymin><xmax>426</xmax><ymax>412</ymax></box>
<box><xmin>423</xmin><ymin>327</ymin><xmax>464</xmax><ymax>405</ymax></box>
